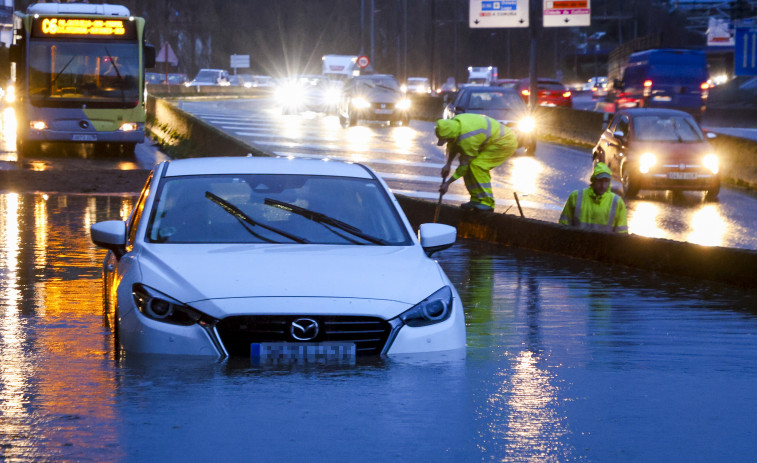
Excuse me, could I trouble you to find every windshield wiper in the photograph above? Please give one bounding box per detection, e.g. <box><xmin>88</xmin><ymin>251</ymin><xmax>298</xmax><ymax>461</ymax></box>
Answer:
<box><xmin>263</xmin><ymin>198</ymin><xmax>388</xmax><ymax>245</ymax></box>
<box><xmin>103</xmin><ymin>46</ymin><xmax>126</xmax><ymax>104</ymax></box>
<box><xmin>205</xmin><ymin>192</ymin><xmax>309</xmax><ymax>244</ymax></box>
<box><xmin>51</xmin><ymin>55</ymin><xmax>76</xmax><ymax>88</ymax></box>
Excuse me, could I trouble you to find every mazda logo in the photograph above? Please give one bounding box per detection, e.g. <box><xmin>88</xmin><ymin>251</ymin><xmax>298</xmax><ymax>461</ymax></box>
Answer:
<box><xmin>291</xmin><ymin>318</ymin><xmax>319</xmax><ymax>341</ymax></box>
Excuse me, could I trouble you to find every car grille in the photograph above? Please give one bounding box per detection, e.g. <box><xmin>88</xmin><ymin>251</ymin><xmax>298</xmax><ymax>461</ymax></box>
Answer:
<box><xmin>215</xmin><ymin>315</ymin><xmax>393</xmax><ymax>357</ymax></box>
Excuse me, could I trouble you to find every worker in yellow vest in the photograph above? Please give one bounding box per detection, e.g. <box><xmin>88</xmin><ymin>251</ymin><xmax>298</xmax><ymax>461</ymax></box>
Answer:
<box><xmin>559</xmin><ymin>162</ymin><xmax>628</xmax><ymax>233</ymax></box>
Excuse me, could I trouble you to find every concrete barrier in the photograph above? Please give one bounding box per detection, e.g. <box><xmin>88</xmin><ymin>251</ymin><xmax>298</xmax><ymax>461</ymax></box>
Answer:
<box><xmin>145</xmin><ymin>96</ymin><xmax>757</xmax><ymax>288</ymax></box>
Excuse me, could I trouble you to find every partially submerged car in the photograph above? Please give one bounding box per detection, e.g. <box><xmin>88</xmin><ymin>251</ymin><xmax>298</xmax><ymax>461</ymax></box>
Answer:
<box><xmin>592</xmin><ymin>108</ymin><xmax>720</xmax><ymax>199</ymax></box>
<box><xmin>91</xmin><ymin>157</ymin><xmax>465</xmax><ymax>362</ymax></box>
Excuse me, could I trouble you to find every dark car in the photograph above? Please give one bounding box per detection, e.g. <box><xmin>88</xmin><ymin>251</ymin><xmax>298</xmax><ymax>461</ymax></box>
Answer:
<box><xmin>442</xmin><ymin>86</ymin><xmax>537</xmax><ymax>155</ymax></box>
<box><xmin>592</xmin><ymin>108</ymin><xmax>720</xmax><ymax>200</ymax></box>
<box><xmin>338</xmin><ymin>74</ymin><xmax>411</xmax><ymax>127</ymax></box>
<box><xmin>513</xmin><ymin>78</ymin><xmax>573</xmax><ymax>108</ymax></box>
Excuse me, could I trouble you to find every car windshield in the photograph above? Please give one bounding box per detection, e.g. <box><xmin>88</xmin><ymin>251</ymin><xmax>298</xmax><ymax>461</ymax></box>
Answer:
<box><xmin>146</xmin><ymin>174</ymin><xmax>411</xmax><ymax>245</ymax></box>
<box><xmin>633</xmin><ymin>115</ymin><xmax>704</xmax><ymax>142</ymax></box>
<box><xmin>467</xmin><ymin>91</ymin><xmax>524</xmax><ymax>110</ymax></box>
<box><xmin>193</xmin><ymin>70</ymin><xmax>220</xmax><ymax>83</ymax></box>
<box><xmin>357</xmin><ymin>77</ymin><xmax>400</xmax><ymax>92</ymax></box>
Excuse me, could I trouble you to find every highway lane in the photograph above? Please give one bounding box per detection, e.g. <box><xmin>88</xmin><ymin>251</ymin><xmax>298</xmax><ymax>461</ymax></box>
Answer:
<box><xmin>177</xmin><ymin>97</ymin><xmax>757</xmax><ymax>250</ymax></box>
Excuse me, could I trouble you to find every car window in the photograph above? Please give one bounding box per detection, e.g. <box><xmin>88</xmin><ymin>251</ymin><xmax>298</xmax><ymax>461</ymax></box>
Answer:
<box><xmin>146</xmin><ymin>174</ymin><xmax>412</xmax><ymax>245</ymax></box>
<box><xmin>468</xmin><ymin>91</ymin><xmax>523</xmax><ymax>109</ymax></box>
<box><xmin>127</xmin><ymin>173</ymin><xmax>153</xmax><ymax>248</ymax></box>
<box><xmin>538</xmin><ymin>82</ymin><xmax>565</xmax><ymax>91</ymax></box>
<box><xmin>615</xmin><ymin>115</ymin><xmax>629</xmax><ymax>136</ymax></box>
<box><xmin>632</xmin><ymin>115</ymin><xmax>704</xmax><ymax>142</ymax></box>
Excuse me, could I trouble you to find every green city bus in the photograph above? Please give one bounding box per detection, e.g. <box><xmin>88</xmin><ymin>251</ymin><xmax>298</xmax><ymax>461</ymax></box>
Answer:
<box><xmin>10</xmin><ymin>2</ymin><xmax>155</xmax><ymax>157</ymax></box>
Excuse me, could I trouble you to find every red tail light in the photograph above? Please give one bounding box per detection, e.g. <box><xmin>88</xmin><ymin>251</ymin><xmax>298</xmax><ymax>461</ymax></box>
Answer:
<box><xmin>643</xmin><ymin>79</ymin><xmax>653</xmax><ymax>88</ymax></box>
<box><xmin>562</xmin><ymin>91</ymin><xmax>572</xmax><ymax>98</ymax></box>
<box><xmin>700</xmin><ymin>82</ymin><xmax>709</xmax><ymax>90</ymax></box>
<box><xmin>521</xmin><ymin>89</ymin><xmax>530</xmax><ymax>96</ymax></box>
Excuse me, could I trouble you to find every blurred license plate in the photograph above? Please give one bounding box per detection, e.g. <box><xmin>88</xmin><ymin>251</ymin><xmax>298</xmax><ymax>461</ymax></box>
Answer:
<box><xmin>668</xmin><ymin>172</ymin><xmax>697</xmax><ymax>180</ymax></box>
<box><xmin>72</xmin><ymin>134</ymin><xmax>97</xmax><ymax>141</ymax></box>
<box><xmin>375</xmin><ymin>109</ymin><xmax>393</xmax><ymax>115</ymax></box>
<box><xmin>251</xmin><ymin>342</ymin><xmax>356</xmax><ymax>363</ymax></box>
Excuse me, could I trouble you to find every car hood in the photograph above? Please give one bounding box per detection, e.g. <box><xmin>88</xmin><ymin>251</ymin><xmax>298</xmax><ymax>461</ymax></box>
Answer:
<box><xmin>356</xmin><ymin>89</ymin><xmax>402</xmax><ymax>103</ymax></box>
<box><xmin>631</xmin><ymin>140</ymin><xmax>712</xmax><ymax>160</ymax></box>
<box><xmin>137</xmin><ymin>243</ymin><xmax>446</xmax><ymax>306</ymax></box>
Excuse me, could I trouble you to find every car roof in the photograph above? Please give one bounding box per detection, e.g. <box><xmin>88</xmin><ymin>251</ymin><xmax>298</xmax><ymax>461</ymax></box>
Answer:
<box><xmin>619</xmin><ymin>108</ymin><xmax>696</xmax><ymax>118</ymax></box>
<box><xmin>163</xmin><ymin>156</ymin><xmax>375</xmax><ymax>179</ymax></box>
<box><xmin>460</xmin><ymin>86</ymin><xmax>519</xmax><ymax>94</ymax></box>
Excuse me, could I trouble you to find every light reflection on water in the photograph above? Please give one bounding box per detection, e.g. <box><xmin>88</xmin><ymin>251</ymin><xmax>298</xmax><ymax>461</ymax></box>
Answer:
<box><xmin>1</xmin><ymin>193</ymin><xmax>756</xmax><ymax>462</ymax></box>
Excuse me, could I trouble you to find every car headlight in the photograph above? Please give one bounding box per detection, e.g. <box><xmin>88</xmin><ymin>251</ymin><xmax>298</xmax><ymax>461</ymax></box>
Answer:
<box><xmin>517</xmin><ymin>116</ymin><xmax>535</xmax><ymax>133</ymax></box>
<box><xmin>396</xmin><ymin>99</ymin><xmax>411</xmax><ymax>110</ymax></box>
<box><xmin>703</xmin><ymin>154</ymin><xmax>719</xmax><ymax>174</ymax></box>
<box><xmin>398</xmin><ymin>286</ymin><xmax>453</xmax><ymax>327</ymax></box>
<box><xmin>118</xmin><ymin>122</ymin><xmax>138</xmax><ymax>132</ymax></box>
<box><xmin>352</xmin><ymin>97</ymin><xmax>370</xmax><ymax>109</ymax></box>
<box><xmin>276</xmin><ymin>84</ymin><xmax>305</xmax><ymax>106</ymax></box>
<box><xmin>132</xmin><ymin>284</ymin><xmax>209</xmax><ymax>326</ymax></box>
<box><xmin>30</xmin><ymin>120</ymin><xmax>48</xmax><ymax>130</ymax></box>
<box><xmin>639</xmin><ymin>152</ymin><xmax>657</xmax><ymax>174</ymax></box>
<box><xmin>325</xmin><ymin>87</ymin><xmax>342</xmax><ymax>103</ymax></box>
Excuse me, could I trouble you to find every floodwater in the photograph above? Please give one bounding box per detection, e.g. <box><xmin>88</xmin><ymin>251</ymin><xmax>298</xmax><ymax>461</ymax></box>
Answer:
<box><xmin>1</xmin><ymin>193</ymin><xmax>756</xmax><ymax>462</ymax></box>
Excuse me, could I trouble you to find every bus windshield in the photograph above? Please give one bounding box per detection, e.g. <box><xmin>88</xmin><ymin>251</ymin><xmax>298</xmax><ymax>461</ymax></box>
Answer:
<box><xmin>28</xmin><ymin>41</ymin><xmax>139</xmax><ymax>108</ymax></box>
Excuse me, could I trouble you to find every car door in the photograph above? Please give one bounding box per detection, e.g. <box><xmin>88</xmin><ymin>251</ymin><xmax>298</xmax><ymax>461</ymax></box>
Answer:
<box><xmin>605</xmin><ymin>114</ymin><xmax>630</xmax><ymax>176</ymax></box>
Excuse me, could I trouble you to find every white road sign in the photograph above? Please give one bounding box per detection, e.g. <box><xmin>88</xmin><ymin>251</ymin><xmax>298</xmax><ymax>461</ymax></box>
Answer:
<box><xmin>543</xmin><ymin>0</ymin><xmax>590</xmax><ymax>27</ymax></box>
<box><xmin>469</xmin><ymin>0</ymin><xmax>529</xmax><ymax>28</ymax></box>
<box><xmin>230</xmin><ymin>54</ymin><xmax>250</xmax><ymax>69</ymax></box>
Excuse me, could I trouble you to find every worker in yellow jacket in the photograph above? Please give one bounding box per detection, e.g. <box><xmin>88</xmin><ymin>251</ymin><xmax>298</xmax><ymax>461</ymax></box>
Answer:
<box><xmin>559</xmin><ymin>162</ymin><xmax>628</xmax><ymax>233</ymax></box>
<box><xmin>436</xmin><ymin>113</ymin><xmax>518</xmax><ymax>212</ymax></box>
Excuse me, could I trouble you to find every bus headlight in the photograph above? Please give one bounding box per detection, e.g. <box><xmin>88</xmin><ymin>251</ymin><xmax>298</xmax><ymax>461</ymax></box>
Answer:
<box><xmin>30</xmin><ymin>121</ymin><xmax>48</xmax><ymax>130</ymax></box>
<box><xmin>119</xmin><ymin>122</ymin><xmax>138</xmax><ymax>132</ymax></box>
<box><xmin>5</xmin><ymin>86</ymin><xmax>15</xmax><ymax>103</ymax></box>
<box><xmin>517</xmin><ymin>116</ymin><xmax>535</xmax><ymax>133</ymax></box>
<box><xmin>703</xmin><ymin>154</ymin><xmax>719</xmax><ymax>174</ymax></box>
<box><xmin>639</xmin><ymin>152</ymin><xmax>657</xmax><ymax>174</ymax></box>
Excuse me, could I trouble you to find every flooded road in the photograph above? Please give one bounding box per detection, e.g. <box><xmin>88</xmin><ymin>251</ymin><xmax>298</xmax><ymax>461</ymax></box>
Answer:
<box><xmin>1</xmin><ymin>193</ymin><xmax>756</xmax><ymax>462</ymax></box>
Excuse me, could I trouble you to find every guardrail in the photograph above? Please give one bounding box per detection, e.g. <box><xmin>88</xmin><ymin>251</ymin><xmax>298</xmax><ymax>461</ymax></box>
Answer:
<box><xmin>145</xmin><ymin>95</ymin><xmax>757</xmax><ymax>288</ymax></box>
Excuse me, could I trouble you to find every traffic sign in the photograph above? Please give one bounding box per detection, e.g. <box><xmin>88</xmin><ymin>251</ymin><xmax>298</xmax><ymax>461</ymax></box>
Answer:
<box><xmin>230</xmin><ymin>54</ymin><xmax>250</xmax><ymax>69</ymax></box>
<box><xmin>469</xmin><ymin>0</ymin><xmax>529</xmax><ymax>28</ymax></box>
<box><xmin>543</xmin><ymin>0</ymin><xmax>590</xmax><ymax>27</ymax></box>
<box><xmin>356</xmin><ymin>55</ymin><xmax>370</xmax><ymax>69</ymax></box>
<box><xmin>735</xmin><ymin>26</ymin><xmax>757</xmax><ymax>76</ymax></box>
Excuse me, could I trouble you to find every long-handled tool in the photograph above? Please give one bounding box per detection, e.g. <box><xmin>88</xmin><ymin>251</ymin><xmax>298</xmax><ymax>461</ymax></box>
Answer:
<box><xmin>433</xmin><ymin>175</ymin><xmax>447</xmax><ymax>223</ymax></box>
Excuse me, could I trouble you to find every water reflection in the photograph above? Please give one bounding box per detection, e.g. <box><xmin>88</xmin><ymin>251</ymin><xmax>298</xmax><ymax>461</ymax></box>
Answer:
<box><xmin>688</xmin><ymin>205</ymin><xmax>726</xmax><ymax>246</ymax></box>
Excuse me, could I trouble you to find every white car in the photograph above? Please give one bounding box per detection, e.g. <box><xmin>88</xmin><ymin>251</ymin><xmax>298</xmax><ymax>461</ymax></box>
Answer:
<box><xmin>91</xmin><ymin>157</ymin><xmax>465</xmax><ymax>362</ymax></box>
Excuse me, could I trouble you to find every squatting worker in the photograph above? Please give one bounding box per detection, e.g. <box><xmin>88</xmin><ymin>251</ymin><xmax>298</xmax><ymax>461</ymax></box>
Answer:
<box><xmin>559</xmin><ymin>162</ymin><xmax>628</xmax><ymax>233</ymax></box>
<box><xmin>436</xmin><ymin>113</ymin><xmax>518</xmax><ymax>212</ymax></box>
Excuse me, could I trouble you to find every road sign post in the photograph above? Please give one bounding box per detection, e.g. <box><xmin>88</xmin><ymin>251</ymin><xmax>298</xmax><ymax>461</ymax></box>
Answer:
<box><xmin>230</xmin><ymin>54</ymin><xmax>250</xmax><ymax>75</ymax></box>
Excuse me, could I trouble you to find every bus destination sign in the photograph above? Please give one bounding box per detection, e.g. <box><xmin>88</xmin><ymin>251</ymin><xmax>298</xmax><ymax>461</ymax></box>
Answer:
<box><xmin>32</xmin><ymin>17</ymin><xmax>137</xmax><ymax>39</ymax></box>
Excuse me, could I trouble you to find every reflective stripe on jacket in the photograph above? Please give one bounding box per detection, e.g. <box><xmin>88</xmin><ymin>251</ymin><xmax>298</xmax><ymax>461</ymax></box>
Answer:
<box><xmin>559</xmin><ymin>187</ymin><xmax>629</xmax><ymax>233</ymax></box>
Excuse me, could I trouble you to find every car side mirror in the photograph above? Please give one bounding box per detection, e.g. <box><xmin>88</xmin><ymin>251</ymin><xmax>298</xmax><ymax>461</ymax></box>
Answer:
<box><xmin>91</xmin><ymin>220</ymin><xmax>127</xmax><ymax>258</ymax></box>
<box><xmin>144</xmin><ymin>44</ymin><xmax>156</xmax><ymax>68</ymax></box>
<box><xmin>613</xmin><ymin>130</ymin><xmax>625</xmax><ymax>140</ymax></box>
<box><xmin>418</xmin><ymin>223</ymin><xmax>456</xmax><ymax>257</ymax></box>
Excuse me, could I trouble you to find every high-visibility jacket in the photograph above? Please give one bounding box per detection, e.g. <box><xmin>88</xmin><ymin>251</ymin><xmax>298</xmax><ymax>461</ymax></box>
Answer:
<box><xmin>559</xmin><ymin>187</ymin><xmax>628</xmax><ymax>233</ymax></box>
<box><xmin>436</xmin><ymin>114</ymin><xmax>518</xmax><ymax>182</ymax></box>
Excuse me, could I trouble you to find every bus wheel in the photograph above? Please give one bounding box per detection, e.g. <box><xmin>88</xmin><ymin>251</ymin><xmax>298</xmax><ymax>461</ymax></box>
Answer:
<box><xmin>121</xmin><ymin>143</ymin><xmax>137</xmax><ymax>158</ymax></box>
<box><xmin>17</xmin><ymin>139</ymin><xmax>40</xmax><ymax>158</ymax></box>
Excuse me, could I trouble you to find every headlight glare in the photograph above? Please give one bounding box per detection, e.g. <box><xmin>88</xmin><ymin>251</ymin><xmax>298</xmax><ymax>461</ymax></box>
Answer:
<box><xmin>396</xmin><ymin>99</ymin><xmax>411</xmax><ymax>110</ymax></box>
<box><xmin>352</xmin><ymin>97</ymin><xmax>370</xmax><ymax>109</ymax></box>
<box><xmin>639</xmin><ymin>152</ymin><xmax>656</xmax><ymax>174</ymax></box>
<box><xmin>119</xmin><ymin>122</ymin><xmax>138</xmax><ymax>132</ymax></box>
<box><xmin>518</xmin><ymin>116</ymin><xmax>535</xmax><ymax>133</ymax></box>
<box><xmin>703</xmin><ymin>153</ymin><xmax>719</xmax><ymax>174</ymax></box>
<box><xmin>30</xmin><ymin>120</ymin><xmax>48</xmax><ymax>130</ymax></box>
<box><xmin>132</xmin><ymin>284</ymin><xmax>205</xmax><ymax>326</ymax></box>
<box><xmin>399</xmin><ymin>286</ymin><xmax>453</xmax><ymax>327</ymax></box>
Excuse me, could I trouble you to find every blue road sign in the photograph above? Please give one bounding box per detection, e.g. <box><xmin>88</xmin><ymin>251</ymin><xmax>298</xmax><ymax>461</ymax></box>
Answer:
<box><xmin>735</xmin><ymin>26</ymin><xmax>757</xmax><ymax>76</ymax></box>
<box><xmin>482</xmin><ymin>1</ymin><xmax>517</xmax><ymax>12</ymax></box>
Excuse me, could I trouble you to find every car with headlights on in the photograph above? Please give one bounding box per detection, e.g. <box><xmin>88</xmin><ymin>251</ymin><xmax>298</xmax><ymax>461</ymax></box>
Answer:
<box><xmin>90</xmin><ymin>156</ymin><xmax>464</xmax><ymax>362</ymax></box>
<box><xmin>275</xmin><ymin>75</ymin><xmax>342</xmax><ymax>115</ymax></box>
<box><xmin>338</xmin><ymin>74</ymin><xmax>411</xmax><ymax>127</ymax></box>
<box><xmin>403</xmin><ymin>77</ymin><xmax>431</xmax><ymax>94</ymax></box>
<box><xmin>512</xmin><ymin>78</ymin><xmax>573</xmax><ymax>108</ymax></box>
<box><xmin>592</xmin><ymin>108</ymin><xmax>720</xmax><ymax>199</ymax></box>
<box><xmin>442</xmin><ymin>86</ymin><xmax>537</xmax><ymax>155</ymax></box>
